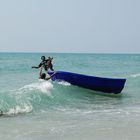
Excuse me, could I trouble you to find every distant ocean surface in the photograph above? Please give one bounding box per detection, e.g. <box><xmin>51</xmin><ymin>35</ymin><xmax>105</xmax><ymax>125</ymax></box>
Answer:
<box><xmin>0</xmin><ymin>53</ymin><xmax>140</xmax><ymax>140</ymax></box>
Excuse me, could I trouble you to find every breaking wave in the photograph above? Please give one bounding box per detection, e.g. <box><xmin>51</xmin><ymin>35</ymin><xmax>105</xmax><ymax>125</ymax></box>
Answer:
<box><xmin>0</xmin><ymin>81</ymin><xmax>54</xmax><ymax>116</ymax></box>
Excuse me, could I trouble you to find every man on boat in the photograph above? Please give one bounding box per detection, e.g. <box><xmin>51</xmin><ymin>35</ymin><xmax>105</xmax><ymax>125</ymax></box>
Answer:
<box><xmin>32</xmin><ymin>56</ymin><xmax>54</xmax><ymax>71</ymax></box>
<box><xmin>39</xmin><ymin>66</ymin><xmax>56</xmax><ymax>80</ymax></box>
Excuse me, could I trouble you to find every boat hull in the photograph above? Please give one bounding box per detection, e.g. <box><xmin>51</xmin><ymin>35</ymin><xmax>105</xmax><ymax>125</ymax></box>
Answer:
<box><xmin>48</xmin><ymin>71</ymin><xmax>126</xmax><ymax>94</ymax></box>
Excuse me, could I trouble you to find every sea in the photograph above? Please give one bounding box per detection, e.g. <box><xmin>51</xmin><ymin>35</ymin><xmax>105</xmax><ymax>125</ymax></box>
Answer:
<box><xmin>0</xmin><ymin>53</ymin><xmax>140</xmax><ymax>140</ymax></box>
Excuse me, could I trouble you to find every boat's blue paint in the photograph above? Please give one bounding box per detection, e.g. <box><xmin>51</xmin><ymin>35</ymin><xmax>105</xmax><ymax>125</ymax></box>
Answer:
<box><xmin>48</xmin><ymin>71</ymin><xmax>126</xmax><ymax>94</ymax></box>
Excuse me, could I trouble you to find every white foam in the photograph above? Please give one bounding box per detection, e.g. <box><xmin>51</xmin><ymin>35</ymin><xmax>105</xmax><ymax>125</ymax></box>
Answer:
<box><xmin>58</xmin><ymin>81</ymin><xmax>71</xmax><ymax>86</ymax></box>
<box><xmin>130</xmin><ymin>73</ymin><xmax>140</xmax><ymax>78</ymax></box>
<box><xmin>3</xmin><ymin>104</ymin><xmax>33</xmax><ymax>116</ymax></box>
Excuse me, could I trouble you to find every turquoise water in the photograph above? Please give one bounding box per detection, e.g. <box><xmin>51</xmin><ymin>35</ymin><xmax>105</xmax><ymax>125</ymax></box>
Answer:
<box><xmin>0</xmin><ymin>53</ymin><xmax>140</xmax><ymax>140</ymax></box>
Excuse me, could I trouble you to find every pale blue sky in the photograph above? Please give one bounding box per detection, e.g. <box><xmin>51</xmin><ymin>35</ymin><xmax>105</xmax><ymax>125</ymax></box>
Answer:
<box><xmin>0</xmin><ymin>0</ymin><xmax>140</xmax><ymax>53</ymax></box>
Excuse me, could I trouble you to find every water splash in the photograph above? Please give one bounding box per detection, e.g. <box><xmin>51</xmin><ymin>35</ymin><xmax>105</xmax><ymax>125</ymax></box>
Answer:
<box><xmin>57</xmin><ymin>81</ymin><xmax>71</xmax><ymax>86</ymax></box>
<box><xmin>19</xmin><ymin>80</ymin><xmax>53</xmax><ymax>95</ymax></box>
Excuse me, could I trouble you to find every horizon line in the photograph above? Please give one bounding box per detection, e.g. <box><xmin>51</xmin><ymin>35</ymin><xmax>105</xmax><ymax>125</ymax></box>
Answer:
<box><xmin>0</xmin><ymin>51</ymin><xmax>140</xmax><ymax>55</ymax></box>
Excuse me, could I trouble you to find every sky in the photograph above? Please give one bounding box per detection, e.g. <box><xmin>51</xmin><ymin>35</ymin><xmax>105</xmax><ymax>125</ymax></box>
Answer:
<box><xmin>0</xmin><ymin>0</ymin><xmax>140</xmax><ymax>53</ymax></box>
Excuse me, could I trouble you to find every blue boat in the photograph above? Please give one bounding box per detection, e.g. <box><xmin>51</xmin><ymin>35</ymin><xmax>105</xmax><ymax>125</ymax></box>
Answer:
<box><xmin>48</xmin><ymin>71</ymin><xmax>126</xmax><ymax>94</ymax></box>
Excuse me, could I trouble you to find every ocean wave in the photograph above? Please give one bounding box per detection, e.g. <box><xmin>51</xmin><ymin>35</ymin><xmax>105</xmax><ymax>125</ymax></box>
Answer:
<box><xmin>0</xmin><ymin>81</ymin><xmax>54</xmax><ymax>116</ymax></box>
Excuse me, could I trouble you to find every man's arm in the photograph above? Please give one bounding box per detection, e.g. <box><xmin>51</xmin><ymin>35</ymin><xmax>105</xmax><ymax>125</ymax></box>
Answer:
<box><xmin>32</xmin><ymin>66</ymin><xmax>39</xmax><ymax>69</ymax></box>
<box><xmin>32</xmin><ymin>63</ymin><xmax>42</xmax><ymax>69</ymax></box>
